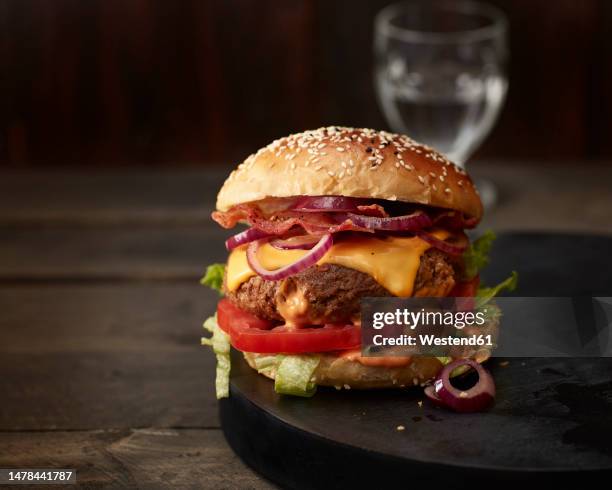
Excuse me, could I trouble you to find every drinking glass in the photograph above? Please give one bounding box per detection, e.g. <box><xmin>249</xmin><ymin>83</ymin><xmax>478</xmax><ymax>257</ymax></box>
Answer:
<box><xmin>374</xmin><ymin>0</ymin><xmax>508</xmax><ymax>205</ymax></box>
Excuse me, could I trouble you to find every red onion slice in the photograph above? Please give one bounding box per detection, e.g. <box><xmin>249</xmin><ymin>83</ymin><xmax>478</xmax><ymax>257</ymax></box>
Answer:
<box><xmin>424</xmin><ymin>385</ymin><xmax>446</xmax><ymax>407</ymax></box>
<box><xmin>345</xmin><ymin>211</ymin><xmax>432</xmax><ymax>231</ymax></box>
<box><xmin>416</xmin><ymin>231</ymin><xmax>467</xmax><ymax>255</ymax></box>
<box><xmin>246</xmin><ymin>234</ymin><xmax>333</xmax><ymax>281</ymax></box>
<box><xmin>292</xmin><ymin>196</ymin><xmax>366</xmax><ymax>212</ymax></box>
<box><xmin>433</xmin><ymin>359</ymin><xmax>495</xmax><ymax>413</ymax></box>
<box><xmin>270</xmin><ymin>234</ymin><xmax>323</xmax><ymax>250</ymax></box>
<box><xmin>225</xmin><ymin>227</ymin><xmax>271</xmax><ymax>251</ymax></box>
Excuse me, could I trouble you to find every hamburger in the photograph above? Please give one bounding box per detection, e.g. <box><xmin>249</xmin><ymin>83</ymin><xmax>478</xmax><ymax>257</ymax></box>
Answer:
<box><xmin>202</xmin><ymin>127</ymin><xmax>516</xmax><ymax>400</ymax></box>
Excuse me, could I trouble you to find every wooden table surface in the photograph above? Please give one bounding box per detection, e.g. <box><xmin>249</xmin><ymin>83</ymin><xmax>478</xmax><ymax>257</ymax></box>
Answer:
<box><xmin>0</xmin><ymin>162</ymin><xmax>611</xmax><ymax>488</ymax></box>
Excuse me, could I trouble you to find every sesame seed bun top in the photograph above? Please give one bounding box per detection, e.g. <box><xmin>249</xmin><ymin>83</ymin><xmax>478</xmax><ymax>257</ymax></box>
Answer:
<box><xmin>216</xmin><ymin>126</ymin><xmax>483</xmax><ymax>223</ymax></box>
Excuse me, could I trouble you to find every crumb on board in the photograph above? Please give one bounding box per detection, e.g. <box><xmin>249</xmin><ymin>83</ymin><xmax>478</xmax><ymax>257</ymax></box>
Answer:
<box><xmin>396</xmin><ymin>425</ymin><xmax>405</xmax><ymax>431</ymax></box>
<box><xmin>499</xmin><ymin>361</ymin><xmax>510</xmax><ymax>367</ymax></box>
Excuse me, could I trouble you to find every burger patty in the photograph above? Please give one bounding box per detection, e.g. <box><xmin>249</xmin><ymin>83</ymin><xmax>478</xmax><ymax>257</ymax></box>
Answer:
<box><xmin>413</xmin><ymin>248</ymin><xmax>458</xmax><ymax>297</ymax></box>
<box><xmin>226</xmin><ymin>249</ymin><xmax>458</xmax><ymax>325</ymax></box>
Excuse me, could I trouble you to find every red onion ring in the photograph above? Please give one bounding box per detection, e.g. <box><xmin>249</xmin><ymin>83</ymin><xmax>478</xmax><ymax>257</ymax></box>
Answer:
<box><xmin>416</xmin><ymin>231</ymin><xmax>467</xmax><ymax>255</ymax></box>
<box><xmin>292</xmin><ymin>196</ymin><xmax>366</xmax><ymax>213</ymax></box>
<box><xmin>246</xmin><ymin>234</ymin><xmax>333</xmax><ymax>281</ymax></box>
<box><xmin>433</xmin><ymin>359</ymin><xmax>495</xmax><ymax>412</ymax></box>
<box><xmin>345</xmin><ymin>211</ymin><xmax>432</xmax><ymax>231</ymax></box>
<box><xmin>424</xmin><ymin>385</ymin><xmax>446</xmax><ymax>407</ymax></box>
<box><xmin>225</xmin><ymin>227</ymin><xmax>271</xmax><ymax>251</ymax></box>
<box><xmin>270</xmin><ymin>234</ymin><xmax>323</xmax><ymax>250</ymax></box>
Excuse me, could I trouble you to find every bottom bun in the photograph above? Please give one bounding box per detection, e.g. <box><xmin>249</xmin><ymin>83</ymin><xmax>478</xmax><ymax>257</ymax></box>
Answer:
<box><xmin>243</xmin><ymin>351</ymin><xmax>491</xmax><ymax>390</ymax></box>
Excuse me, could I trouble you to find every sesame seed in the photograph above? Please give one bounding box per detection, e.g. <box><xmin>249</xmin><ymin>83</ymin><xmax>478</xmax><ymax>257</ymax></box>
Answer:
<box><xmin>396</xmin><ymin>425</ymin><xmax>405</xmax><ymax>431</ymax></box>
<box><xmin>445</xmin><ymin>187</ymin><xmax>451</xmax><ymax>193</ymax></box>
<box><xmin>327</xmin><ymin>170</ymin><xmax>335</xmax><ymax>177</ymax></box>
<box><xmin>240</xmin><ymin>127</ymin><xmax>464</xmax><ymax>184</ymax></box>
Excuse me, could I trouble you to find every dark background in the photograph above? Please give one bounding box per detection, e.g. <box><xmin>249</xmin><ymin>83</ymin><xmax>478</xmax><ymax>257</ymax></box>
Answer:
<box><xmin>1</xmin><ymin>0</ymin><xmax>611</xmax><ymax>168</ymax></box>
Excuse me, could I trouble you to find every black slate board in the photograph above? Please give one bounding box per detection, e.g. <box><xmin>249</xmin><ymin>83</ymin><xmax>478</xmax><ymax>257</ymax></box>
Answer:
<box><xmin>220</xmin><ymin>232</ymin><xmax>612</xmax><ymax>488</ymax></box>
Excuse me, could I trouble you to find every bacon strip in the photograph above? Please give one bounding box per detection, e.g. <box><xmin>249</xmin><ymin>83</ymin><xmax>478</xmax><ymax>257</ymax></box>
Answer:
<box><xmin>212</xmin><ymin>204</ymin><xmax>372</xmax><ymax>235</ymax></box>
<box><xmin>212</xmin><ymin>201</ymin><xmax>477</xmax><ymax>233</ymax></box>
<box><xmin>355</xmin><ymin>203</ymin><xmax>389</xmax><ymax>217</ymax></box>
<box><xmin>212</xmin><ymin>205</ymin><xmax>250</xmax><ymax>229</ymax></box>
<box><xmin>431</xmin><ymin>210</ymin><xmax>478</xmax><ymax>229</ymax></box>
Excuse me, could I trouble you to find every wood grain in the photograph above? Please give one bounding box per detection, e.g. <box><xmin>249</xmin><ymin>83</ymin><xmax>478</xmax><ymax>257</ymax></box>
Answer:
<box><xmin>473</xmin><ymin>163</ymin><xmax>612</xmax><ymax>235</ymax></box>
<box><xmin>1</xmin><ymin>1</ymin><xmax>611</xmax><ymax>167</ymax></box>
<box><xmin>1</xmin><ymin>163</ymin><xmax>610</xmax><ymax>283</ymax></box>
<box><xmin>0</xmin><ymin>285</ymin><xmax>221</xmax><ymax>430</ymax></box>
<box><xmin>0</xmin><ymin>168</ymin><xmax>228</xmax><ymax>226</ymax></box>
<box><xmin>0</xmin><ymin>227</ymin><xmax>229</xmax><ymax>280</ymax></box>
<box><xmin>0</xmin><ymin>429</ymin><xmax>275</xmax><ymax>489</ymax></box>
<box><xmin>0</xmin><ymin>165</ymin><xmax>610</xmax><ymax>487</ymax></box>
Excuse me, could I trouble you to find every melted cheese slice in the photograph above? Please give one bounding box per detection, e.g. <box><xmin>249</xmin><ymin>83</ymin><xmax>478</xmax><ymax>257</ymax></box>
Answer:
<box><xmin>226</xmin><ymin>229</ymin><xmax>450</xmax><ymax>297</ymax></box>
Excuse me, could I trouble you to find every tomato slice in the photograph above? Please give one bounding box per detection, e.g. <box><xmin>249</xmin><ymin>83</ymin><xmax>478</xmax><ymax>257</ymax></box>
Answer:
<box><xmin>217</xmin><ymin>298</ymin><xmax>273</xmax><ymax>334</ymax></box>
<box><xmin>216</xmin><ymin>298</ymin><xmax>361</xmax><ymax>354</ymax></box>
<box><xmin>449</xmin><ymin>275</ymin><xmax>480</xmax><ymax>297</ymax></box>
<box><xmin>448</xmin><ymin>275</ymin><xmax>480</xmax><ymax>311</ymax></box>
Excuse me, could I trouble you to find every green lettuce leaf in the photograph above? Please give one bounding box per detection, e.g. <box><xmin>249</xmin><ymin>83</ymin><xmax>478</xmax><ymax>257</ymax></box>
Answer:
<box><xmin>274</xmin><ymin>355</ymin><xmax>320</xmax><ymax>397</ymax></box>
<box><xmin>435</xmin><ymin>356</ymin><xmax>470</xmax><ymax>377</ymax></box>
<box><xmin>244</xmin><ymin>352</ymin><xmax>321</xmax><ymax>397</ymax></box>
<box><xmin>201</xmin><ymin>263</ymin><xmax>226</xmax><ymax>295</ymax></box>
<box><xmin>247</xmin><ymin>353</ymin><xmax>280</xmax><ymax>378</ymax></box>
<box><xmin>476</xmin><ymin>271</ymin><xmax>518</xmax><ymax>308</ymax></box>
<box><xmin>463</xmin><ymin>230</ymin><xmax>496</xmax><ymax>279</ymax></box>
<box><xmin>201</xmin><ymin>314</ymin><xmax>231</xmax><ymax>399</ymax></box>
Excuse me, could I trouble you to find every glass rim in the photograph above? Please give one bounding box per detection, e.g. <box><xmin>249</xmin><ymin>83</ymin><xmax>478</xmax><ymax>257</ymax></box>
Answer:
<box><xmin>375</xmin><ymin>0</ymin><xmax>508</xmax><ymax>44</ymax></box>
